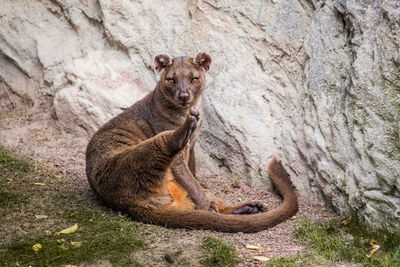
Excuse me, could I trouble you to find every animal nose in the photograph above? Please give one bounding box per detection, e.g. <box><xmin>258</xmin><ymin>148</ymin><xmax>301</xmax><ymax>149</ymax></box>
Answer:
<box><xmin>178</xmin><ymin>92</ymin><xmax>190</xmax><ymax>102</ymax></box>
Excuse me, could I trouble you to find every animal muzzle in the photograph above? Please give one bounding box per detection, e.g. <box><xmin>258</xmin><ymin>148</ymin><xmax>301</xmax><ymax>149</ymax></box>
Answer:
<box><xmin>178</xmin><ymin>92</ymin><xmax>190</xmax><ymax>102</ymax></box>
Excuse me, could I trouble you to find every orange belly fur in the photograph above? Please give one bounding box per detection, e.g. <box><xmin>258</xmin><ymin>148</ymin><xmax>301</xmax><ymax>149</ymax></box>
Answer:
<box><xmin>164</xmin><ymin>169</ymin><xmax>195</xmax><ymax>211</ymax></box>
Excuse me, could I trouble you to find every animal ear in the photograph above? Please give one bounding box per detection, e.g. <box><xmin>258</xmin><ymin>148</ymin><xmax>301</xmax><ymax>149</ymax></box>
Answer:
<box><xmin>154</xmin><ymin>54</ymin><xmax>171</xmax><ymax>72</ymax></box>
<box><xmin>194</xmin><ymin>53</ymin><xmax>211</xmax><ymax>71</ymax></box>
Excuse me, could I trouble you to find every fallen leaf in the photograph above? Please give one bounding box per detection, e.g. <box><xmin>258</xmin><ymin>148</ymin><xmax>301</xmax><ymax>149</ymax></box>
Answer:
<box><xmin>367</xmin><ymin>239</ymin><xmax>380</xmax><ymax>258</ymax></box>
<box><xmin>34</xmin><ymin>183</ymin><xmax>46</xmax><ymax>186</ymax></box>
<box><xmin>342</xmin><ymin>217</ymin><xmax>351</xmax><ymax>225</ymax></box>
<box><xmin>32</xmin><ymin>243</ymin><xmax>42</xmax><ymax>253</ymax></box>
<box><xmin>246</xmin><ymin>244</ymin><xmax>265</xmax><ymax>251</ymax></box>
<box><xmin>34</xmin><ymin>215</ymin><xmax>48</xmax><ymax>219</ymax></box>
<box><xmin>70</xmin><ymin>241</ymin><xmax>82</xmax><ymax>248</ymax></box>
<box><xmin>253</xmin><ymin>256</ymin><xmax>270</xmax><ymax>262</ymax></box>
<box><xmin>55</xmin><ymin>174</ymin><xmax>63</xmax><ymax>179</ymax></box>
<box><xmin>367</xmin><ymin>245</ymin><xmax>380</xmax><ymax>258</ymax></box>
<box><xmin>55</xmin><ymin>224</ymin><xmax>78</xmax><ymax>235</ymax></box>
<box><xmin>370</xmin><ymin>239</ymin><xmax>379</xmax><ymax>245</ymax></box>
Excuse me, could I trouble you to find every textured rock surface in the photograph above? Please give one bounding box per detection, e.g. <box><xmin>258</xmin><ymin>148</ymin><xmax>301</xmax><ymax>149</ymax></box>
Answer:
<box><xmin>303</xmin><ymin>0</ymin><xmax>400</xmax><ymax>230</ymax></box>
<box><xmin>0</xmin><ymin>0</ymin><xmax>399</xmax><ymax>231</ymax></box>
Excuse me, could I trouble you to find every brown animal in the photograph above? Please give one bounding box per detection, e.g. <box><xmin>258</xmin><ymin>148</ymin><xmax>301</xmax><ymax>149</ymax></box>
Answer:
<box><xmin>86</xmin><ymin>53</ymin><xmax>298</xmax><ymax>233</ymax></box>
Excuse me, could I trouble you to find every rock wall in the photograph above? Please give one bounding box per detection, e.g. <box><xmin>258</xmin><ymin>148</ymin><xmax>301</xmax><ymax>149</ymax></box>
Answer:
<box><xmin>304</xmin><ymin>0</ymin><xmax>400</xmax><ymax>230</ymax></box>
<box><xmin>0</xmin><ymin>0</ymin><xmax>399</xmax><ymax>231</ymax></box>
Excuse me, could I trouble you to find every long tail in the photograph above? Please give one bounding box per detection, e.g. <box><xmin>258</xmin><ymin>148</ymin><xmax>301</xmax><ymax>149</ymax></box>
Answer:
<box><xmin>129</xmin><ymin>157</ymin><xmax>298</xmax><ymax>233</ymax></box>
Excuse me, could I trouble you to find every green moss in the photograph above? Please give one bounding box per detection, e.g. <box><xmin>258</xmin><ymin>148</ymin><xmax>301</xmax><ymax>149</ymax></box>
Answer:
<box><xmin>201</xmin><ymin>236</ymin><xmax>241</xmax><ymax>267</ymax></box>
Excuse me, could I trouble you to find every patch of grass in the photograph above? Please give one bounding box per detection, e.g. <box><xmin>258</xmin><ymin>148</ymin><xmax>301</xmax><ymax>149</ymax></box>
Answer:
<box><xmin>201</xmin><ymin>236</ymin><xmax>241</xmax><ymax>267</ymax></box>
<box><xmin>295</xmin><ymin>218</ymin><xmax>367</xmax><ymax>264</ymax></box>
<box><xmin>0</xmin><ymin>189</ymin><xmax>26</xmax><ymax>208</ymax></box>
<box><xmin>0</xmin><ymin>147</ymin><xmax>31</xmax><ymax>207</ymax></box>
<box><xmin>0</xmin><ymin>209</ymin><xmax>146</xmax><ymax>266</ymax></box>
<box><xmin>0</xmin><ymin>147</ymin><xmax>146</xmax><ymax>266</ymax></box>
<box><xmin>270</xmin><ymin>217</ymin><xmax>400</xmax><ymax>266</ymax></box>
<box><xmin>266</xmin><ymin>255</ymin><xmax>303</xmax><ymax>267</ymax></box>
<box><xmin>0</xmin><ymin>147</ymin><xmax>32</xmax><ymax>174</ymax></box>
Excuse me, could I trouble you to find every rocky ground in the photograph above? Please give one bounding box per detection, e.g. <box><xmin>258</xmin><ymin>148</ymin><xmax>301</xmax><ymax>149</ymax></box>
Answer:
<box><xmin>0</xmin><ymin>91</ymin><xmax>338</xmax><ymax>265</ymax></box>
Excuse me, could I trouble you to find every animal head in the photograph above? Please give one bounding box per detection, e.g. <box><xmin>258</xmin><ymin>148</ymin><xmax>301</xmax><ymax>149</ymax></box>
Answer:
<box><xmin>154</xmin><ymin>53</ymin><xmax>211</xmax><ymax>108</ymax></box>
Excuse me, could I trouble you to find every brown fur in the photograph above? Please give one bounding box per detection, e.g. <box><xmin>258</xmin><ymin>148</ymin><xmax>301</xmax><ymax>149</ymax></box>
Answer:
<box><xmin>86</xmin><ymin>53</ymin><xmax>298</xmax><ymax>233</ymax></box>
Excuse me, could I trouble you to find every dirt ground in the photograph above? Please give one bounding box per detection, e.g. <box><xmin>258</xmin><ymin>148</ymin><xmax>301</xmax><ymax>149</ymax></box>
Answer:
<box><xmin>0</xmin><ymin>92</ymin><xmax>338</xmax><ymax>266</ymax></box>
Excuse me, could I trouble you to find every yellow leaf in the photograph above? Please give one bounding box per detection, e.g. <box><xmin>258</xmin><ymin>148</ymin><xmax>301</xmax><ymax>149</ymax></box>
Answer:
<box><xmin>55</xmin><ymin>224</ymin><xmax>78</xmax><ymax>235</ymax></box>
<box><xmin>246</xmin><ymin>244</ymin><xmax>265</xmax><ymax>251</ymax></box>
<box><xmin>34</xmin><ymin>215</ymin><xmax>48</xmax><ymax>219</ymax></box>
<box><xmin>70</xmin><ymin>241</ymin><xmax>82</xmax><ymax>248</ymax></box>
<box><xmin>370</xmin><ymin>239</ymin><xmax>379</xmax><ymax>245</ymax></box>
<box><xmin>34</xmin><ymin>183</ymin><xmax>45</xmax><ymax>186</ymax></box>
<box><xmin>367</xmin><ymin>239</ymin><xmax>380</xmax><ymax>258</ymax></box>
<box><xmin>32</xmin><ymin>243</ymin><xmax>42</xmax><ymax>253</ymax></box>
<box><xmin>368</xmin><ymin>244</ymin><xmax>380</xmax><ymax>258</ymax></box>
<box><xmin>253</xmin><ymin>256</ymin><xmax>270</xmax><ymax>262</ymax></box>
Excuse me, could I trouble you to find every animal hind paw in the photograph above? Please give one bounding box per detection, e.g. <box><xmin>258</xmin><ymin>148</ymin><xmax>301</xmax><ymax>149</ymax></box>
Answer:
<box><xmin>232</xmin><ymin>202</ymin><xmax>268</xmax><ymax>215</ymax></box>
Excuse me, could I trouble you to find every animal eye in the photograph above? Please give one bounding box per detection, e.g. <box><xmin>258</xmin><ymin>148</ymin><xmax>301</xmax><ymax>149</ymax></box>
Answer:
<box><xmin>191</xmin><ymin>78</ymin><xmax>199</xmax><ymax>83</ymax></box>
<box><xmin>166</xmin><ymin>78</ymin><xmax>175</xmax><ymax>84</ymax></box>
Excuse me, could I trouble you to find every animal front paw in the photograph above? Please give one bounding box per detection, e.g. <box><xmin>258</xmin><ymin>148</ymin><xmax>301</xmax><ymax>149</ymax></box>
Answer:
<box><xmin>174</xmin><ymin>107</ymin><xmax>199</xmax><ymax>151</ymax></box>
<box><xmin>232</xmin><ymin>202</ymin><xmax>268</xmax><ymax>215</ymax></box>
<box><xmin>187</xmin><ymin>106</ymin><xmax>199</xmax><ymax>132</ymax></box>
